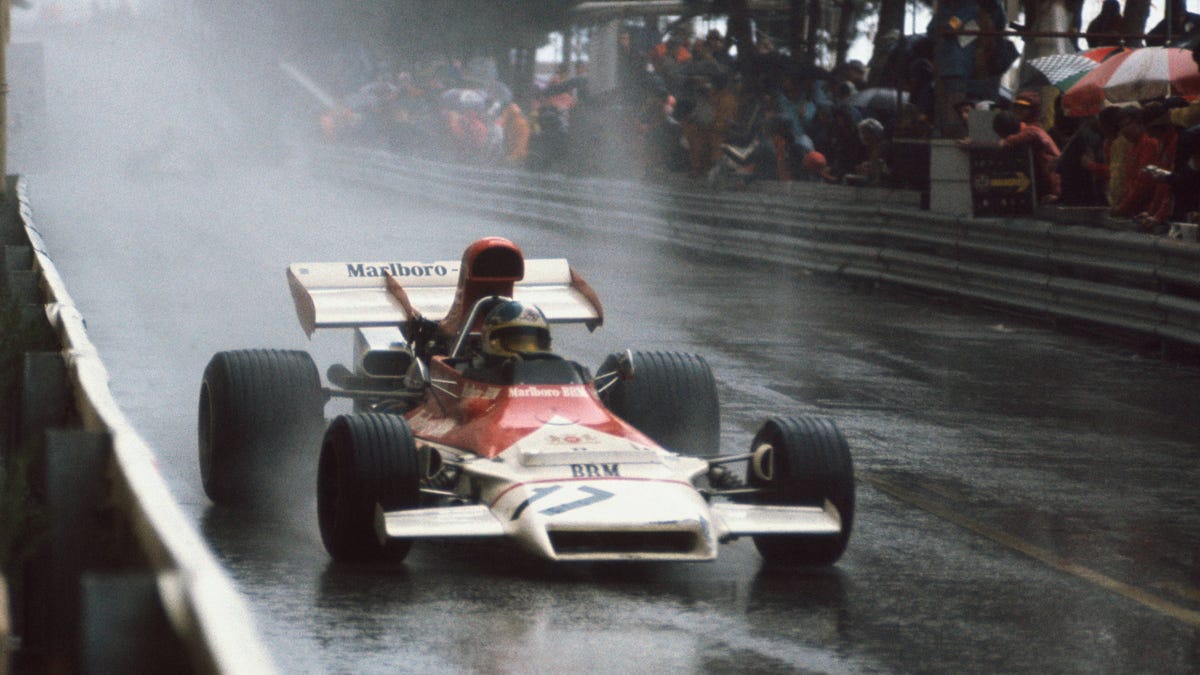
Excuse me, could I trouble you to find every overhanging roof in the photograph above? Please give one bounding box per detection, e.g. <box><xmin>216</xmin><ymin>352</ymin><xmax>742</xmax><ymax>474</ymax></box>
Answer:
<box><xmin>571</xmin><ymin>1</ymin><xmax>789</xmax><ymax>19</ymax></box>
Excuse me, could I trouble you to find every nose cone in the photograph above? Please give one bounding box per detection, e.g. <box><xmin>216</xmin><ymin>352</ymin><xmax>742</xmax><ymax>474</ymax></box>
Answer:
<box><xmin>502</xmin><ymin>480</ymin><xmax>718</xmax><ymax>561</ymax></box>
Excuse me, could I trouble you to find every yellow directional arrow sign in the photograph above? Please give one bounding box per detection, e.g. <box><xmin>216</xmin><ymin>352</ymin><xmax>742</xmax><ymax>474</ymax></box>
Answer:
<box><xmin>989</xmin><ymin>172</ymin><xmax>1032</xmax><ymax>191</ymax></box>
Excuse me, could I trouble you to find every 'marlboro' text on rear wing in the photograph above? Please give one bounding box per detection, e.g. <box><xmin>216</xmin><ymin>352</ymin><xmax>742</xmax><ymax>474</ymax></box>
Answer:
<box><xmin>287</xmin><ymin>258</ymin><xmax>604</xmax><ymax>336</ymax></box>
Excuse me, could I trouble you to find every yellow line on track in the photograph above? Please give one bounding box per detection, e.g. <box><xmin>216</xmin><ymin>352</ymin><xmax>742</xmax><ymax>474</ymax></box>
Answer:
<box><xmin>865</xmin><ymin>475</ymin><xmax>1200</xmax><ymax>628</ymax></box>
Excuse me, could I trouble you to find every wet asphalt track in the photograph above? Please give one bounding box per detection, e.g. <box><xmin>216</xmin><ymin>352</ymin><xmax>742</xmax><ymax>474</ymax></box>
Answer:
<box><xmin>17</xmin><ymin>18</ymin><xmax>1200</xmax><ymax>674</ymax></box>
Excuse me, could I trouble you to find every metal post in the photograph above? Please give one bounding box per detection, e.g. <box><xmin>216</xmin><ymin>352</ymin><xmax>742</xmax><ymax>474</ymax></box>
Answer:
<box><xmin>1</xmin><ymin>0</ymin><xmax>8</xmax><ymax>202</ymax></box>
<box><xmin>0</xmin><ymin>576</ymin><xmax>9</xmax><ymax>675</ymax></box>
<box><xmin>44</xmin><ymin>429</ymin><xmax>110</xmax><ymax>673</ymax></box>
<box><xmin>81</xmin><ymin>574</ymin><xmax>191</xmax><ymax>674</ymax></box>
<box><xmin>1167</xmin><ymin>0</ymin><xmax>1173</xmax><ymax>44</ymax></box>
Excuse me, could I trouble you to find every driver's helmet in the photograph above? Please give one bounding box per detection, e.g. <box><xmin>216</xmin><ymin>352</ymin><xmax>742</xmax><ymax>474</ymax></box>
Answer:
<box><xmin>481</xmin><ymin>300</ymin><xmax>552</xmax><ymax>358</ymax></box>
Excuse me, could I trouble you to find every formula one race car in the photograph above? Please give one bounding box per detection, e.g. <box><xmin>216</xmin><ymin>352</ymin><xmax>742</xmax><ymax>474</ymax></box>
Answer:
<box><xmin>198</xmin><ymin>237</ymin><xmax>855</xmax><ymax>566</ymax></box>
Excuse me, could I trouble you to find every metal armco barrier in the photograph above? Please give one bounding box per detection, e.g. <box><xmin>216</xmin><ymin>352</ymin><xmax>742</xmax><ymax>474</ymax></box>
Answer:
<box><xmin>3</xmin><ymin>177</ymin><xmax>275</xmax><ymax>673</ymax></box>
<box><xmin>315</xmin><ymin>145</ymin><xmax>1200</xmax><ymax>351</ymax></box>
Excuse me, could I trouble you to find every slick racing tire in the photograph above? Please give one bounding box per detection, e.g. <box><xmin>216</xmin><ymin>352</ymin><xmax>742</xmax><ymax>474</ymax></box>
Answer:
<box><xmin>597</xmin><ymin>351</ymin><xmax>720</xmax><ymax>456</ymax></box>
<box><xmin>198</xmin><ymin>349</ymin><xmax>326</xmax><ymax>507</ymax></box>
<box><xmin>318</xmin><ymin>413</ymin><xmax>420</xmax><ymax>563</ymax></box>
<box><xmin>747</xmin><ymin>416</ymin><xmax>855</xmax><ymax>566</ymax></box>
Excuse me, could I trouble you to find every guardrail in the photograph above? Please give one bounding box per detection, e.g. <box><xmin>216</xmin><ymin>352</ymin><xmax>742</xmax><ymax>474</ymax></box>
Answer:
<box><xmin>314</xmin><ymin>145</ymin><xmax>1200</xmax><ymax>353</ymax></box>
<box><xmin>1</xmin><ymin>176</ymin><xmax>274</xmax><ymax>673</ymax></box>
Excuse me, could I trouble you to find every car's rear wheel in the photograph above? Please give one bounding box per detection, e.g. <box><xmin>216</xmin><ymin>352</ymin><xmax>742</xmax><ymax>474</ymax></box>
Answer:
<box><xmin>747</xmin><ymin>416</ymin><xmax>854</xmax><ymax>566</ymax></box>
<box><xmin>597</xmin><ymin>350</ymin><xmax>720</xmax><ymax>456</ymax></box>
<box><xmin>198</xmin><ymin>349</ymin><xmax>325</xmax><ymax>506</ymax></box>
<box><xmin>317</xmin><ymin>413</ymin><xmax>420</xmax><ymax>563</ymax></box>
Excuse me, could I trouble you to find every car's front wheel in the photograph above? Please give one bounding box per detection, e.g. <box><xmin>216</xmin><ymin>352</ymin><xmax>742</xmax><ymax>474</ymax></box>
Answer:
<box><xmin>198</xmin><ymin>349</ymin><xmax>325</xmax><ymax>507</ymax></box>
<box><xmin>597</xmin><ymin>350</ymin><xmax>720</xmax><ymax>456</ymax></box>
<box><xmin>747</xmin><ymin>416</ymin><xmax>855</xmax><ymax>566</ymax></box>
<box><xmin>317</xmin><ymin>413</ymin><xmax>420</xmax><ymax>563</ymax></box>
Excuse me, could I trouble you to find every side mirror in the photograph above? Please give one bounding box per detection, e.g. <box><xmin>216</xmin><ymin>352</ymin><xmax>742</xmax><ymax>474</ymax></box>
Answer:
<box><xmin>616</xmin><ymin>349</ymin><xmax>635</xmax><ymax>380</ymax></box>
<box><xmin>417</xmin><ymin>444</ymin><xmax>443</xmax><ymax>480</ymax></box>
<box><xmin>404</xmin><ymin>358</ymin><xmax>430</xmax><ymax>390</ymax></box>
<box><xmin>592</xmin><ymin>349</ymin><xmax>636</xmax><ymax>395</ymax></box>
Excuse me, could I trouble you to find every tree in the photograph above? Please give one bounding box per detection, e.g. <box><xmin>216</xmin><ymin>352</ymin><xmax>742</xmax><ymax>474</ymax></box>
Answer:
<box><xmin>873</xmin><ymin>0</ymin><xmax>907</xmax><ymax>52</ymax></box>
<box><xmin>1122</xmin><ymin>0</ymin><xmax>1153</xmax><ymax>46</ymax></box>
<box><xmin>1023</xmin><ymin>0</ymin><xmax>1078</xmax><ymax>59</ymax></box>
<box><xmin>725</xmin><ymin>0</ymin><xmax>755</xmax><ymax>58</ymax></box>
<box><xmin>834</xmin><ymin>0</ymin><xmax>859</xmax><ymax>64</ymax></box>
<box><xmin>805</xmin><ymin>0</ymin><xmax>822</xmax><ymax>62</ymax></box>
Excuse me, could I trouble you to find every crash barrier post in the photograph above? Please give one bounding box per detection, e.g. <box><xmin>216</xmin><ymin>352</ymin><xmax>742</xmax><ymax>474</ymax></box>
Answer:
<box><xmin>0</xmin><ymin>176</ymin><xmax>275</xmax><ymax>673</ymax></box>
<box><xmin>313</xmin><ymin>146</ymin><xmax>1200</xmax><ymax>354</ymax></box>
<box><xmin>0</xmin><ymin>577</ymin><xmax>9</xmax><ymax>675</ymax></box>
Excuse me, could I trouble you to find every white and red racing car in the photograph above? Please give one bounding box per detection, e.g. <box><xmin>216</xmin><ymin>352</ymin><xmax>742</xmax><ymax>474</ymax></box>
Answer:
<box><xmin>198</xmin><ymin>237</ymin><xmax>854</xmax><ymax>566</ymax></box>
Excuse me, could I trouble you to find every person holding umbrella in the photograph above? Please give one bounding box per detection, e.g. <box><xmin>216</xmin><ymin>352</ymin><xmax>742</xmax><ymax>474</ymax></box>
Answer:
<box><xmin>1165</xmin><ymin>44</ymin><xmax>1200</xmax><ymax>128</ymax></box>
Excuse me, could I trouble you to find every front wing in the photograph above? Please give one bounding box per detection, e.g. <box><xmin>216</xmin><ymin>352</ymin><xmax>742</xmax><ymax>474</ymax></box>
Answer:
<box><xmin>375</xmin><ymin>491</ymin><xmax>843</xmax><ymax>562</ymax></box>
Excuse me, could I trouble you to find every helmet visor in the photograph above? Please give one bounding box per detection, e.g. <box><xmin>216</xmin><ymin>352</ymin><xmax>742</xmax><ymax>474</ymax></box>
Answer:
<box><xmin>493</xmin><ymin>326</ymin><xmax>551</xmax><ymax>354</ymax></box>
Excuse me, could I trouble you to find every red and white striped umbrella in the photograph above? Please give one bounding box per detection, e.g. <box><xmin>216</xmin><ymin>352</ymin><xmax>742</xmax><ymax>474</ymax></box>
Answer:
<box><xmin>1062</xmin><ymin>46</ymin><xmax>1200</xmax><ymax>117</ymax></box>
<box><xmin>1026</xmin><ymin>46</ymin><xmax>1127</xmax><ymax>91</ymax></box>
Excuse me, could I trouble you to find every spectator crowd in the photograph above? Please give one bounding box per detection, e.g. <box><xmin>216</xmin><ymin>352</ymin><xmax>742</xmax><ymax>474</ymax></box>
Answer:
<box><xmin>312</xmin><ymin>20</ymin><xmax>1200</xmax><ymax>239</ymax></box>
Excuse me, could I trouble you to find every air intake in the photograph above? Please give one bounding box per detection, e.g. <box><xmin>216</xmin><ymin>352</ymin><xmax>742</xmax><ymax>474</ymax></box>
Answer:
<box><xmin>548</xmin><ymin>530</ymin><xmax>699</xmax><ymax>556</ymax></box>
<box><xmin>360</xmin><ymin>349</ymin><xmax>412</xmax><ymax>378</ymax></box>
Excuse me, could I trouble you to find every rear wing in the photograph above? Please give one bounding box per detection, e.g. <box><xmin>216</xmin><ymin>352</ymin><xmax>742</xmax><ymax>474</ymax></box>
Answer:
<box><xmin>287</xmin><ymin>258</ymin><xmax>603</xmax><ymax>336</ymax></box>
